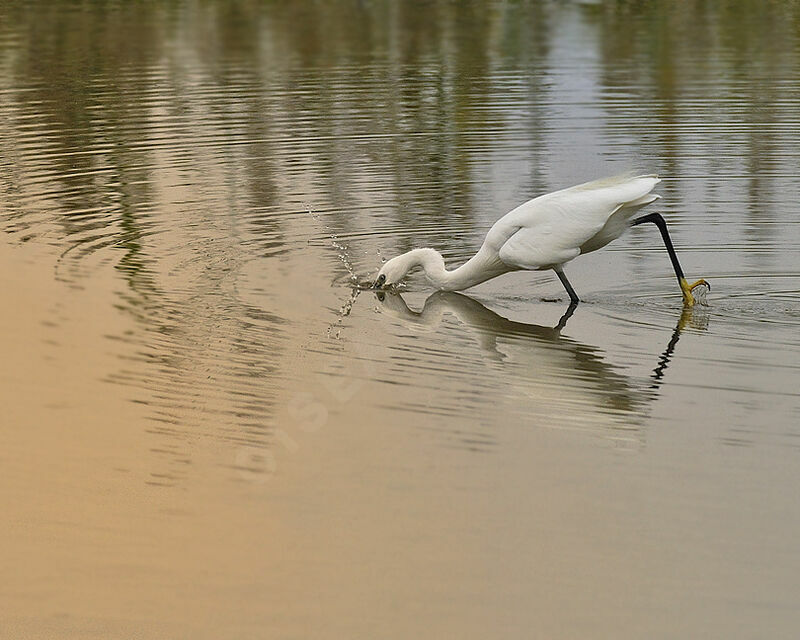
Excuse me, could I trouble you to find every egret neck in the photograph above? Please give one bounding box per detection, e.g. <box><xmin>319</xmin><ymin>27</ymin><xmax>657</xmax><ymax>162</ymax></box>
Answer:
<box><xmin>390</xmin><ymin>247</ymin><xmax>514</xmax><ymax>291</ymax></box>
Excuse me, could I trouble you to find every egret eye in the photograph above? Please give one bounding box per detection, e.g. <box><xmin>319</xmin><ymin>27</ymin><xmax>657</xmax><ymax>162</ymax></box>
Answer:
<box><xmin>374</xmin><ymin>274</ymin><xmax>386</xmax><ymax>288</ymax></box>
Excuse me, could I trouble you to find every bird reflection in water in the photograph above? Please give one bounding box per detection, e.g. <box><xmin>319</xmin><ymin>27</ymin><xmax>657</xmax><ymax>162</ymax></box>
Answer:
<box><xmin>375</xmin><ymin>290</ymin><xmax>706</xmax><ymax>438</ymax></box>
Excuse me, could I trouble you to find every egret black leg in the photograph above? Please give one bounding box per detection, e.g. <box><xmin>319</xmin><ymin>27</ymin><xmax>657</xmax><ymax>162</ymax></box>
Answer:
<box><xmin>554</xmin><ymin>268</ymin><xmax>580</xmax><ymax>305</ymax></box>
<box><xmin>631</xmin><ymin>212</ymin><xmax>709</xmax><ymax>306</ymax></box>
<box><xmin>631</xmin><ymin>212</ymin><xmax>686</xmax><ymax>284</ymax></box>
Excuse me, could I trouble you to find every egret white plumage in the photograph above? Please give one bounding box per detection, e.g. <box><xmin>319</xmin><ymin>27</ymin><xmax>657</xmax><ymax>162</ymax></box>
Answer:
<box><xmin>374</xmin><ymin>174</ymin><xmax>709</xmax><ymax>306</ymax></box>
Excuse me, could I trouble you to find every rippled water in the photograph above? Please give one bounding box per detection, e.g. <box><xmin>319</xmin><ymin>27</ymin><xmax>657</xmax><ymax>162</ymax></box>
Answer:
<box><xmin>3</xmin><ymin>2</ymin><xmax>800</xmax><ymax>637</ymax></box>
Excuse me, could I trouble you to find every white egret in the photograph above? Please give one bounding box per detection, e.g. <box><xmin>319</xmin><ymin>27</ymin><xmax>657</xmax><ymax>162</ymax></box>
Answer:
<box><xmin>374</xmin><ymin>174</ymin><xmax>709</xmax><ymax>306</ymax></box>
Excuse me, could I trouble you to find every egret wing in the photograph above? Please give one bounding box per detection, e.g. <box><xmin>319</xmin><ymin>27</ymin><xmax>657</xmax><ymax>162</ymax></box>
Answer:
<box><xmin>494</xmin><ymin>174</ymin><xmax>660</xmax><ymax>269</ymax></box>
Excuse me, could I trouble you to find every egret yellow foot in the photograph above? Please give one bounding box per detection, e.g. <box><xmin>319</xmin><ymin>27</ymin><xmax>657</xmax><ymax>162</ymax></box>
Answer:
<box><xmin>680</xmin><ymin>278</ymin><xmax>710</xmax><ymax>307</ymax></box>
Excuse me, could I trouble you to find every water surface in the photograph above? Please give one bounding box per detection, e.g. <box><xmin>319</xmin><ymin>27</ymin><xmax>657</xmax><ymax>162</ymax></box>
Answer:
<box><xmin>2</xmin><ymin>2</ymin><xmax>800</xmax><ymax>638</ymax></box>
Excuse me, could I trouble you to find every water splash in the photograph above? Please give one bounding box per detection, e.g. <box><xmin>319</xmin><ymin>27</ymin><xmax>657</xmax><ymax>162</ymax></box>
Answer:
<box><xmin>306</xmin><ymin>204</ymin><xmax>359</xmax><ymax>285</ymax></box>
<box><xmin>692</xmin><ymin>282</ymin><xmax>710</xmax><ymax>306</ymax></box>
<box><xmin>326</xmin><ymin>286</ymin><xmax>361</xmax><ymax>340</ymax></box>
<box><xmin>305</xmin><ymin>204</ymin><xmax>370</xmax><ymax>339</ymax></box>
<box><xmin>306</xmin><ymin>206</ymin><xmax>405</xmax><ymax>337</ymax></box>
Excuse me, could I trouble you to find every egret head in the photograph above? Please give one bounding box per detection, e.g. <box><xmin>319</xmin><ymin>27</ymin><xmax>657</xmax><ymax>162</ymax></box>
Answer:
<box><xmin>373</xmin><ymin>253</ymin><xmax>412</xmax><ymax>289</ymax></box>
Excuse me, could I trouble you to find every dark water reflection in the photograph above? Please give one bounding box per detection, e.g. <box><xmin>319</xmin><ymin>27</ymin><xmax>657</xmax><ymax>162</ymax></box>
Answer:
<box><xmin>3</xmin><ymin>1</ymin><xmax>800</xmax><ymax>637</ymax></box>
<box><xmin>377</xmin><ymin>290</ymin><xmax>694</xmax><ymax>424</ymax></box>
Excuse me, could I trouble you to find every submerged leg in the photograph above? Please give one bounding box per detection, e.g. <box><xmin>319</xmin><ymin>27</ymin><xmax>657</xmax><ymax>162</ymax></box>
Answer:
<box><xmin>631</xmin><ymin>212</ymin><xmax>709</xmax><ymax>306</ymax></box>
<box><xmin>554</xmin><ymin>300</ymin><xmax>578</xmax><ymax>332</ymax></box>
<box><xmin>554</xmin><ymin>267</ymin><xmax>580</xmax><ymax>305</ymax></box>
